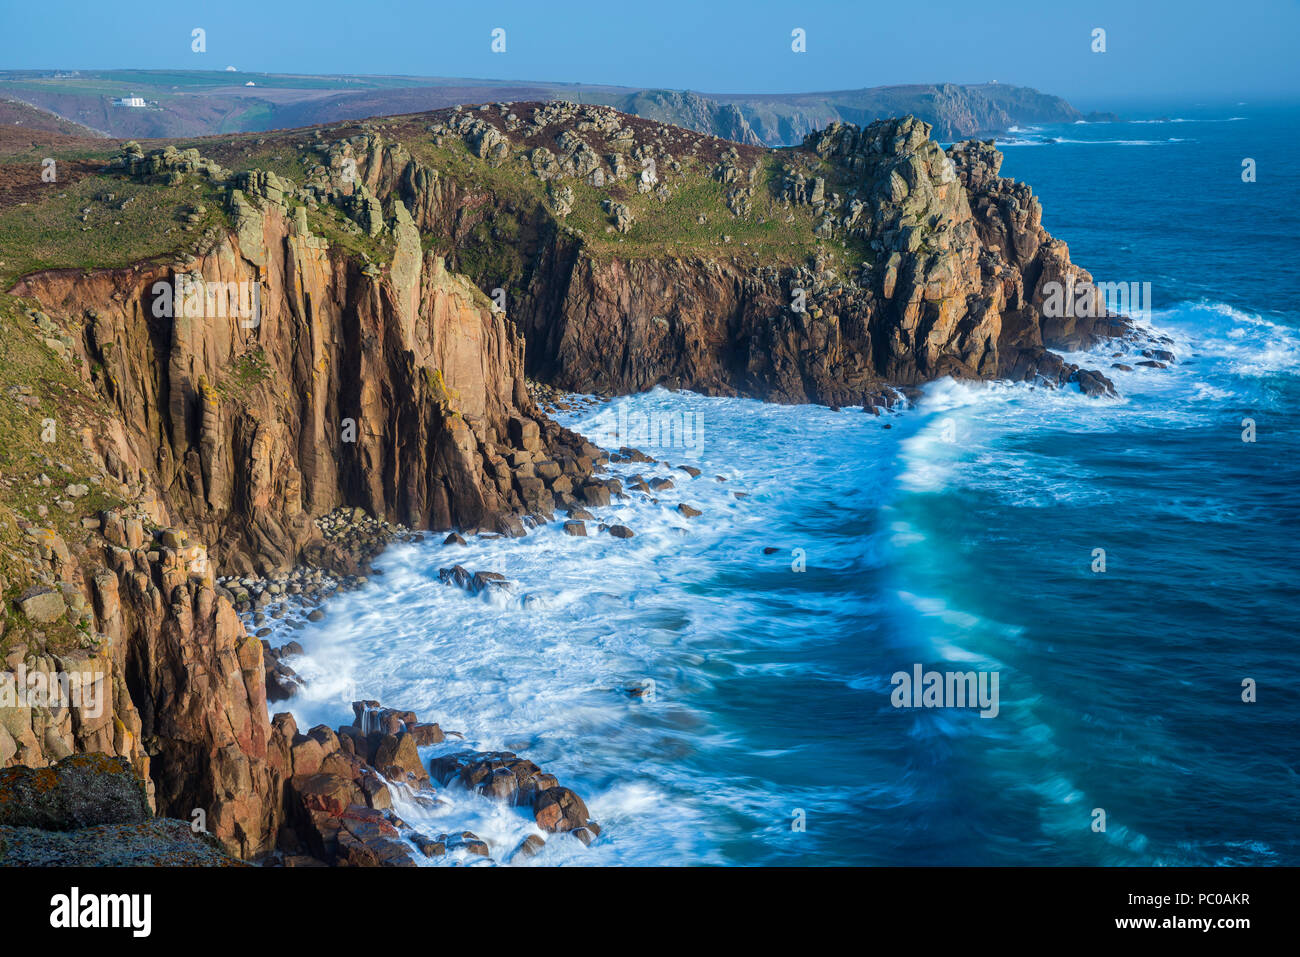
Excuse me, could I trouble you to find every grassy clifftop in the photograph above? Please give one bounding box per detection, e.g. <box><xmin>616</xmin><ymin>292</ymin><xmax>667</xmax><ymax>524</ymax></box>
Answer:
<box><xmin>1</xmin><ymin>99</ymin><xmax>888</xmax><ymax>283</ymax></box>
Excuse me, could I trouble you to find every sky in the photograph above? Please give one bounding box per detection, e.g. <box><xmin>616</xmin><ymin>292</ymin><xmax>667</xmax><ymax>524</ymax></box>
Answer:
<box><xmin>2</xmin><ymin>0</ymin><xmax>1298</xmax><ymax>106</ymax></box>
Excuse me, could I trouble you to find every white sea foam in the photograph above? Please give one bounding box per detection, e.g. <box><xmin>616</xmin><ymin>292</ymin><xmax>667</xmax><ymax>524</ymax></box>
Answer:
<box><xmin>259</xmin><ymin>294</ymin><xmax>1294</xmax><ymax>864</ymax></box>
<box><xmin>270</xmin><ymin>389</ymin><xmax>910</xmax><ymax>864</ymax></box>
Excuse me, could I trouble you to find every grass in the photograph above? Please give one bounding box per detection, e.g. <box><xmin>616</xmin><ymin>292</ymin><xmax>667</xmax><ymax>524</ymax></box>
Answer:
<box><xmin>218</xmin><ymin>102</ymin><xmax>273</xmax><ymax>134</ymax></box>
<box><xmin>406</xmin><ymin>134</ymin><xmax>872</xmax><ymax>266</ymax></box>
<box><xmin>219</xmin><ymin>348</ymin><xmax>272</xmax><ymax>399</ymax></box>
<box><xmin>0</xmin><ymin>172</ymin><xmax>229</xmax><ymax>287</ymax></box>
<box><xmin>303</xmin><ymin>201</ymin><xmax>393</xmax><ymax>265</ymax></box>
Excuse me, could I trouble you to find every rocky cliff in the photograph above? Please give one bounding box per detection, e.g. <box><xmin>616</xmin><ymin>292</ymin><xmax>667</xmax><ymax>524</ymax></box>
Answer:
<box><xmin>10</xmin><ymin>147</ymin><xmax>603</xmax><ymax>574</ymax></box>
<box><xmin>317</xmin><ymin>103</ymin><xmax>1130</xmax><ymax>405</ymax></box>
<box><xmin>711</xmin><ymin>82</ymin><xmax>1095</xmax><ymax>145</ymax></box>
<box><xmin>1</xmin><ymin>128</ymin><xmax>607</xmax><ymax>857</ymax></box>
<box><xmin>1</xmin><ymin>101</ymin><xmax>1140</xmax><ymax>861</ymax></box>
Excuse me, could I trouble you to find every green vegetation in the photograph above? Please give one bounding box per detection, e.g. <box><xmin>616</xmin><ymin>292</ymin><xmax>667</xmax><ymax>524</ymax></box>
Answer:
<box><xmin>220</xmin><ymin>347</ymin><xmax>272</xmax><ymax>399</ymax></box>
<box><xmin>0</xmin><ymin>172</ymin><xmax>228</xmax><ymax>286</ymax></box>
<box><xmin>304</xmin><ymin>201</ymin><xmax>393</xmax><ymax>265</ymax></box>
<box><xmin>406</xmin><ymin>135</ymin><xmax>869</xmax><ymax>266</ymax></box>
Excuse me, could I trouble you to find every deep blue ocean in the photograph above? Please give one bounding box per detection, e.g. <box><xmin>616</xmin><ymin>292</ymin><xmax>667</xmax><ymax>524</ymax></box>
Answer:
<box><xmin>274</xmin><ymin>105</ymin><xmax>1299</xmax><ymax>865</ymax></box>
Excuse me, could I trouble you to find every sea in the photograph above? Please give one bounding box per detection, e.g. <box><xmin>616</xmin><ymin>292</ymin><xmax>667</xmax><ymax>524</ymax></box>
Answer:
<box><xmin>273</xmin><ymin>104</ymin><xmax>1300</xmax><ymax>865</ymax></box>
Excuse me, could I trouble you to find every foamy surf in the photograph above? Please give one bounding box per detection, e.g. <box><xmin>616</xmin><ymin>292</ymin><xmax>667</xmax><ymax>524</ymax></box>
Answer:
<box><xmin>253</xmin><ymin>285</ymin><xmax>1296</xmax><ymax>865</ymax></box>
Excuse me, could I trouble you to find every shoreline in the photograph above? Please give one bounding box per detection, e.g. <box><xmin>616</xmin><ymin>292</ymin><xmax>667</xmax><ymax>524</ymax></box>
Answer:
<box><xmin>240</xmin><ymin>384</ymin><xmax>728</xmax><ymax>866</ymax></box>
<box><xmin>239</xmin><ymin>354</ymin><xmax>1178</xmax><ymax>865</ymax></box>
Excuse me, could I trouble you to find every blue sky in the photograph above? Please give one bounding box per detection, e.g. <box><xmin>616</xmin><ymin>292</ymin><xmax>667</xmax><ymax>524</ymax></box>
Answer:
<box><xmin>2</xmin><ymin>0</ymin><xmax>1298</xmax><ymax>105</ymax></box>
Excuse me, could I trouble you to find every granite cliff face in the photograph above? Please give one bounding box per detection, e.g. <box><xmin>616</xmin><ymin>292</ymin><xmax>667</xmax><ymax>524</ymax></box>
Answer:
<box><xmin>2</xmin><ymin>133</ymin><xmax>606</xmax><ymax>857</ymax></box>
<box><xmin>513</xmin><ymin>121</ymin><xmax>1123</xmax><ymax>403</ymax></box>
<box><xmin>1</xmin><ymin>102</ymin><xmax>1137</xmax><ymax>861</ymax></box>
<box><xmin>1</xmin><ymin>516</ymin><xmax>280</xmax><ymax>858</ymax></box>
<box><xmin>11</xmin><ymin>166</ymin><xmax>601</xmax><ymax>576</ymax></box>
<box><xmin>325</xmin><ymin>105</ymin><xmax>1128</xmax><ymax>405</ymax></box>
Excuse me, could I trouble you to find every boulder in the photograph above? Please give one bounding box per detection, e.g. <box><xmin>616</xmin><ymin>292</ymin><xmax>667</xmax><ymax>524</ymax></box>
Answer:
<box><xmin>410</xmin><ymin>832</ymin><xmax>446</xmax><ymax>857</ymax></box>
<box><xmin>580</xmin><ymin>483</ymin><xmax>612</xmax><ymax>507</ymax></box>
<box><xmin>407</xmin><ymin>723</ymin><xmax>445</xmax><ymax>746</ymax></box>
<box><xmin>373</xmin><ymin>733</ymin><xmax>428</xmax><ymax>784</ymax></box>
<box><xmin>289</xmin><ymin>772</ymin><xmax>359</xmax><ymax>818</ymax></box>
<box><xmin>16</xmin><ymin>586</ymin><xmax>65</xmax><ymax>623</ymax></box>
<box><xmin>533</xmin><ymin>786</ymin><xmax>591</xmax><ymax>833</ymax></box>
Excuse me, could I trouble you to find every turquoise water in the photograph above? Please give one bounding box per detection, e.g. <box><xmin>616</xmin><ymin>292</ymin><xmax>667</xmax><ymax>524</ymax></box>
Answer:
<box><xmin>277</xmin><ymin>106</ymin><xmax>1299</xmax><ymax>865</ymax></box>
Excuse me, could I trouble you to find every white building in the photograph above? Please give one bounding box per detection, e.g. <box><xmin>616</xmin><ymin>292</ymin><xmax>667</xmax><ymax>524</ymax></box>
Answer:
<box><xmin>112</xmin><ymin>94</ymin><xmax>146</xmax><ymax>108</ymax></box>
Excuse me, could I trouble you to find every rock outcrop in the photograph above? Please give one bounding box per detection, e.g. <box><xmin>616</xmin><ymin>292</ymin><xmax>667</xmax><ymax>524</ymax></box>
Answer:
<box><xmin>308</xmin><ymin>108</ymin><xmax>1132</xmax><ymax>407</ymax></box>
<box><xmin>2</xmin><ymin>138</ymin><xmax>606</xmax><ymax>858</ymax></box>
<box><xmin>1</xmin><ymin>519</ymin><xmax>280</xmax><ymax>858</ymax></box>
<box><xmin>12</xmin><ymin>149</ymin><xmax>603</xmax><ymax>576</ymax></box>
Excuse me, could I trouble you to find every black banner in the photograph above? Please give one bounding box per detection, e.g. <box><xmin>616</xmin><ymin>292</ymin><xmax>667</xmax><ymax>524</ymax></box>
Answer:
<box><xmin>6</xmin><ymin>866</ymin><xmax>1283</xmax><ymax>943</ymax></box>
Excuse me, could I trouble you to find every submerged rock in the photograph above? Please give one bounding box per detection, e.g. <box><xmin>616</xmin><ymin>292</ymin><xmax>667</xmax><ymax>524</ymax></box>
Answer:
<box><xmin>513</xmin><ymin>834</ymin><xmax>547</xmax><ymax>858</ymax></box>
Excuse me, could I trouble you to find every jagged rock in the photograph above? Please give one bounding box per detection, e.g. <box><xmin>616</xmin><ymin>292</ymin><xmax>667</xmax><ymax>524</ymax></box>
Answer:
<box><xmin>533</xmin><ymin>787</ymin><xmax>591</xmax><ymax>833</ymax></box>
<box><xmin>373</xmin><ymin>732</ymin><xmax>428</xmax><ymax>785</ymax></box>
<box><xmin>580</xmin><ymin>483</ymin><xmax>612</xmax><ymax>507</ymax></box>
<box><xmin>1072</xmin><ymin>368</ymin><xmax>1117</xmax><ymax>398</ymax></box>
<box><xmin>601</xmin><ymin>199</ymin><xmax>635</xmax><ymax>233</ymax></box>
<box><xmin>438</xmin><ymin>565</ymin><xmax>511</xmax><ymax>595</ymax></box>
<box><xmin>406</xmin><ymin>723</ymin><xmax>444</xmax><ymax>746</ymax></box>
<box><xmin>495</xmin><ymin>114</ymin><xmax>1132</xmax><ymax>406</ymax></box>
<box><xmin>335</xmin><ymin>807</ymin><xmax>417</xmax><ymax>867</ymax></box>
<box><xmin>411</xmin><ymin>832</ymin><xmax>446</xmax><ymax>857</ymax></box>
<box><xmin>548</xmin><ymin>182</ymin><xmax>575</xmax><ymax>217</ymax></box>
